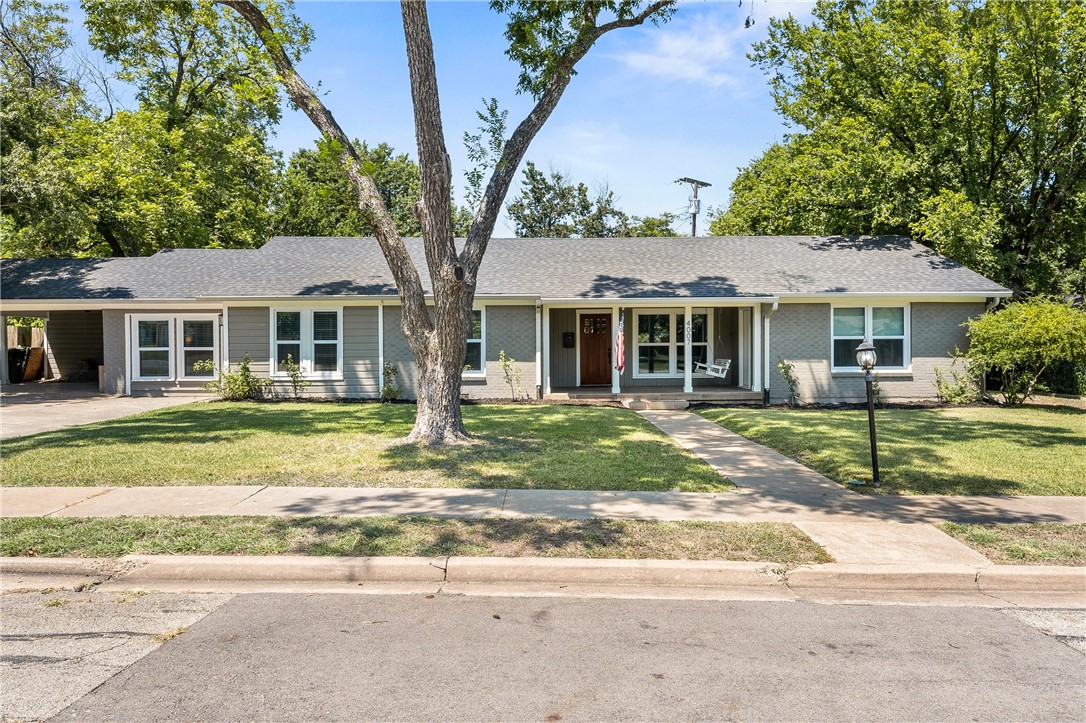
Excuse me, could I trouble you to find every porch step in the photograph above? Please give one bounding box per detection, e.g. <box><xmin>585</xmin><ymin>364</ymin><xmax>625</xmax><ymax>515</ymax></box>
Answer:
<box><xmin>621</xmin><ymin>398</ymin><xmax>689</xmax><ymax>411</ymax></box>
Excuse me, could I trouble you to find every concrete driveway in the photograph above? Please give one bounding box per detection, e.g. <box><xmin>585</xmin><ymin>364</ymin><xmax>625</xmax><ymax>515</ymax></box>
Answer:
<box><xmin>0</xmin><ymin>382</ymin><xmax>204</xmax><ymax>439</ymax></box>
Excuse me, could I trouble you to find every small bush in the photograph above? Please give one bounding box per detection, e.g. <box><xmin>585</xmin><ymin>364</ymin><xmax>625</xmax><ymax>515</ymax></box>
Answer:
<box><xmin>194</xmin><ymin>354</ymin><xmax>272</xmax><ymax>401</ymax></box>
<box><xmin>499</xmin><ymin>349</ymin><xmax>522</xmax><ymax>401</ymax></box>
<box><xmin>380</xmin><ymin>361</ymin><xmax>401</xmax><ymax>402</ymax></box>
<box><xmin>934</xmin><ymin>356</ymin><xmax>983</xmax><ymax>405</ymax></box>
<box><xmin>777</xmin><ymin>356</ymin><xmax>800</xmax><ymax>406</ymax></box>
<box><xmin>282</xmin><ymin>354</ymin><xmax>309</xmax><ymax>399</ymax></box>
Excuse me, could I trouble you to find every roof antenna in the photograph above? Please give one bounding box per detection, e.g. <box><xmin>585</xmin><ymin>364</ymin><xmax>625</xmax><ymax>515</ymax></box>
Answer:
<box><xmin>674</xmin><ymin>177</ymin><xmax>712</xmax><ymax>237</ymax></box>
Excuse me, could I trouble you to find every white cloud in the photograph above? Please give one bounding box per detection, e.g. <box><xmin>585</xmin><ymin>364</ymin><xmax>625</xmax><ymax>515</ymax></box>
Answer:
<box><xmin>608</xmin><ymin>1</ymin><xmax>814</xmax><ymax>90</ymax></box>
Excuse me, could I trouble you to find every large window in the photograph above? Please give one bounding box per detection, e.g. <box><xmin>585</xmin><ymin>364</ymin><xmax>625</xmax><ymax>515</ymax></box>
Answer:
<box><xmin>634</xmin><ymin>310</ymin><xmax>711</xmax><ymax>378</ymax></box>
<box><xmin>130</xmin><ymin>315</ymin><xmax>219</xmax><ymax>382</ymax></box>
<box><xmin>831</xmin><ymin>305</ymin><xmax>909</xmax><ymax>370</ymax></box>
<box><xmin>463</xmin><ymin>309</ymin><xmax>484</xmax><ymax>376</ymax></box>
<box><xmin>271</xmin><ymin>308</ymin><xmax>342</xmax><ymax>379</ymax></box>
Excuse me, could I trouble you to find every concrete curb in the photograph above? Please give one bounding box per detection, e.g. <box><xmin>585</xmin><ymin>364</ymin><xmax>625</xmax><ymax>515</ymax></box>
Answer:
<box><xmin>2</xmin><ymin>556</ymin><xmax>1084</xmax><ymax>596</ymax></box>
<box><xmin>444</xmin><ymin>557</ymin><xmax>782</xmax><ymax>587</ymax></box>
<box><xmin>119</xmin><ymin>555</ymin><xmax>448</xmax><ymax>583</ymax></box>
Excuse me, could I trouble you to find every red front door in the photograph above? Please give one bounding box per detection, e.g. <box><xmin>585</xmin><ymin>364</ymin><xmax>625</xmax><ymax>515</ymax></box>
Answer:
<box><xmin>579</xmin><ymin>313</ymin><xmax>611</xmax><ymax>385</ymax></box>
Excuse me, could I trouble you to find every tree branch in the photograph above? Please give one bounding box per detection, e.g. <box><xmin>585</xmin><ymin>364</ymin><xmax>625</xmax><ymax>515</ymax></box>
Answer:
<box><xmin>217</xmin><ymin>0</ymin><xmax>431</xmax><ymax>334</ymax></box>
<box><xmin>462</xmin><ymin>0</ymin><xmax>674</xmax><ymax>273</ymax></box>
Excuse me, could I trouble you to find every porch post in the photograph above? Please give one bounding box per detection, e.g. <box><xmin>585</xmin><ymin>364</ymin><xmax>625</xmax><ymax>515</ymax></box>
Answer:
<box><xmin>534</xmin><ymin>302</ymin><xmax>542</xmax><ymax>398</ymax></box>
<box><xmin>611</xmin><ymin>305</ymin><xmax>621</xmax><ymax>394</ymax></box>
<box><xmin>683</xmin><ymin>303</ymin><xmax>693</xmax><ymax>394</ymax></box>
<box><xmin>752</xmin><ymin>303</ymin><xmax>763</xmax><ymax>392</ymax></box>
<box><xmin>542</xmin><ymin>305</ymin><xmax>552</xmax><ymax>395</ymax></box>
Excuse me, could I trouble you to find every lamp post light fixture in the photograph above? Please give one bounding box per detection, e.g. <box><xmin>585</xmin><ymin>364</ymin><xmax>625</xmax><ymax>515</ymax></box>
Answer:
<box><xmin>855</xmin><ymin>340</ymin><xmax>881</xmax><ymax>487</ymax></box>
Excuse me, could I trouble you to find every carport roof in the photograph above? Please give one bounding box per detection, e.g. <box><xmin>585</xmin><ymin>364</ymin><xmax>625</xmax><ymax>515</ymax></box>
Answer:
<box><xmin>0</xmin><ymin>235</ymin><xmax>1010</xmax><ymax>302</ymax></box>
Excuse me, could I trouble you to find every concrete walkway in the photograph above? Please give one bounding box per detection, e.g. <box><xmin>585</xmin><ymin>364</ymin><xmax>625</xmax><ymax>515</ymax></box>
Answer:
<box><xmin>0</xmin><ymin>383</ymin><xmax>205</xmax><ymax>439</ymax></box>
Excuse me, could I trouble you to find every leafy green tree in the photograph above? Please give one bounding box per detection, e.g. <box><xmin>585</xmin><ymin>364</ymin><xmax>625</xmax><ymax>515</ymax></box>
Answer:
<box><xmin>0</xmin><ymin>0</ymin><xmax>93</xmax><ymax>256</ymax></box>
<box><xmin>623</xmin><ymin>212</ymin><xmax>678</xmax><ymax>237</ymax></box>
<box><xmin>274</xmin><ymin>139</ymin><xmax>423</xmax><ymax>238</ymax></box>
<box><xmin>965</xmin><ymin>298</ymin><xmax>1086</xmax><ymax>404</ymax></box>
<box><xmin>220</xmin><ymin>0</ymin><xmax>676</xmax><ymax>443</ymax></box>
<box><xmin>507</xmin><ymin>160</ymin><xmax>675</xmax><ymax>237</ymax></box>
<box><xmin>713</xmin><ymin>0</ymin><xmax>1086</xmax><ymax>295</ymax></box>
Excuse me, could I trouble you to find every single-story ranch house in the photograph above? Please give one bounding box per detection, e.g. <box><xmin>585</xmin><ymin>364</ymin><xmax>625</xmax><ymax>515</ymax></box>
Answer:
<box><xmin>0</xmin><ymin>235</ymin><xmax>1009</xmax><ymax>405</ymax></box>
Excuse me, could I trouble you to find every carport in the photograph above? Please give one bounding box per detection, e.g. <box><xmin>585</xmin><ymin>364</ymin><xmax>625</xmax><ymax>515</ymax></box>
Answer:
<box><xmin>2</xmin><ymin>310</ymin><xmax>104</xmax><ymax>388</ymax></box>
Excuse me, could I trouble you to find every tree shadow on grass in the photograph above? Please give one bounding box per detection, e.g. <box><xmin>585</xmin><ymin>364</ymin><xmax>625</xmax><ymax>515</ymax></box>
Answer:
<box><xmin>377</xmin><ymin>406</ymin><xmax>729</xmax><ymax>492</ymax></box>
<box><xmin>706</xmin><ymin>407</ymin><xmax>1084</xmax><ymax>496</ymax></box>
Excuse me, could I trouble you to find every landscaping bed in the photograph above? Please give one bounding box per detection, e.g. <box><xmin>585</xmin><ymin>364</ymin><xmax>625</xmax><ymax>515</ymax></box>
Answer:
<box><xmin>0</xmin><ymin>517</ymin><xmax>831</xmax><ymax>565</ymax></box>
<box><xmin>0</xmin><ymin>403</ymin><xmax>730</xmax><ymax>492</ymax></box>
<box><xmin>939</xmin><ymin>523</ymin><xmax>1086</xmax><ymax>566</ymax></box>
<box><xmin>697</xmin><ymin>405</ymin><xmax>1085</xmax><ymax>496</ymax></box>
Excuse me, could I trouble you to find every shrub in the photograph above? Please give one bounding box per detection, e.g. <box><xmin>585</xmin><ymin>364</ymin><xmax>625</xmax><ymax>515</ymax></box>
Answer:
<box><xmin>934</xmin><ymin>356</ymin><xmax>983</xmax><ymax>405</ymax></box>
<box><xmin>380</xmin><ymin>361</ymin><xmax>401</xmax><ymax>402</ymax></box>
<box><xmin>777</xmin><ymin>356</ymin><xmax>800</xmax><ymax>406</ymax></box>
<box><xmin>282</xmin><ymin>354</ymin><xmax>309</xmax><ymax>399</ymax></box>
<box><xmin>194</xmin><ymin>354</ymin><xmax>272</xmax><ymax>401</ymax></box>
<box><xmin>499</xmin><ymin>349</ymin><xmax>522</xmax><ymax>401</ymax></box>
<box><xmin>964</xmin><ymin>298</ymin><xmax>1086</xmax><ymax>405</ymax></box>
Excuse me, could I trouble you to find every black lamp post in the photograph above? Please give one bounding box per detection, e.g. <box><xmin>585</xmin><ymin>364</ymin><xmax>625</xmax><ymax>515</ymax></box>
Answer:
<box><xmin>855</xmin><ymin>340</ymin><xmax>880</xmax><ymax>487</ymax></box>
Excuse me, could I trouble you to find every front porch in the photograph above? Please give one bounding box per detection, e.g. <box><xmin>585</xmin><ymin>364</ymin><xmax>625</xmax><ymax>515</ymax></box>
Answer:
<box><xmin>541</xmin><ymin>301</ymin><xmax>771</xmax><ymax>403</ymax></box>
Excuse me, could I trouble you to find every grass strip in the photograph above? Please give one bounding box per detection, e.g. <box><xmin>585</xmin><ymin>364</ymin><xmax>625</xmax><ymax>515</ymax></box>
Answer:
<box><xmin>938</xmin><ymin>523</ymin><xmax>1086</xmax><ymax>566</ymax></box>
<box><xmin>0</xmin><ymin>516</ymin><xmax>832</xmax><ymax>565</ymax></box>
<box><xmin>697</xmin><ymin>406</ymin><xmax>1085</xmax><ymax>496</ymax></box>
<box><xmin>0</xmin><ymin>403</ymin><xmax>729</xmax><ymax>493</ymax></box>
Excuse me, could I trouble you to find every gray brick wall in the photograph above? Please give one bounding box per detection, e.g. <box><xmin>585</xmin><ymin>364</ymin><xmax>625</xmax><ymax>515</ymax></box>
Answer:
<box><xmin>102</xmin><ymin>310</ymin><xmax>125</xmax><ymax>394</ymax></box>
<box><xmin>767</xmin><ymin>301</ymin><xmax>985</xmax><ymax>403</ymax></box>
<box><xmin>386</xmin><ymin>304</ymin><xmax>539</xmax><ymax>400</ymax></box>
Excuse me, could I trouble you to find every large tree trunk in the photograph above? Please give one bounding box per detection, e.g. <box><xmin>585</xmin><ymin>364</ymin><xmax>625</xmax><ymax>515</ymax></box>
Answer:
<box><xmin>221</xmin><ymin>0</ymin><xmax>674</xmax><ymax>444</ymax></box>
<box><xmin>408</xmin><ymin>320</ymin><xmax>471</xmax><ymax>444</ymax></box>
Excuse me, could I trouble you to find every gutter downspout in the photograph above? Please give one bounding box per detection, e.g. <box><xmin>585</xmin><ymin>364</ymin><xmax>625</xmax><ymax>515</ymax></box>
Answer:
<box><xmin>762</xmin><ymin>300</ymin><xmax>780</xmax><ymax>406</ymax></box>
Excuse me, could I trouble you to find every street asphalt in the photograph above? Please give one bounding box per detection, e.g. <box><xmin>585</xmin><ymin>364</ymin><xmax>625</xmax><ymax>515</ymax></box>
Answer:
<box><xmin>10</xmin><ymin>592</ymin><xmax>1082</xmax><ymax>722</ymax></box>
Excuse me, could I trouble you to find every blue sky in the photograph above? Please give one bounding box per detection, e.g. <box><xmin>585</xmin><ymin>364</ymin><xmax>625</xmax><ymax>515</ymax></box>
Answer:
<box><xmin>71</xmin><ymin>1</ymin><xmax>815</xmax><ymax>236</ymax></box>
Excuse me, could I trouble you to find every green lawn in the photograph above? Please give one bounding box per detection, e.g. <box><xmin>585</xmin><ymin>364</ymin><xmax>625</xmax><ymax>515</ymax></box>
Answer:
<box><xmin>939</xmin><ymin>523</ymin><xmax>1086</xmax><ymax>566</ymax></box>
<box><xmin>0</xmin><ymin>516</ymin><xmax>830</xmax><ymax>564</ymax></box>
<box><xmin>0</xmin><ymin>402</ymin><xmax>729</xmax><ymax>492</ymax></box>
<box><xmin>697</xmin><ymin>405</ymin><xmax>1085</xmax><ymax>496</ymax></box>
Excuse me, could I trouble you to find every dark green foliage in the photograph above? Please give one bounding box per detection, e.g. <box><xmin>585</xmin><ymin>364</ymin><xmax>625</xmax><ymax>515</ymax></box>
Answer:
<box><xmin>712</xmin><ymin>0</ymin><xmax>1086</xmax><ymax>295</ymax></box>
<box><xmin>274</xmin><ymin>138</ymin><xmax>423</xmax><ymax>237</ymax></box>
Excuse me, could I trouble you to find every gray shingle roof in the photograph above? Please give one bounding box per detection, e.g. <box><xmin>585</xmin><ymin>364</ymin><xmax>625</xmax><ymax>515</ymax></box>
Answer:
<box><xmin>0</xmin><ymin>235</ymin><xmax>1010</xmax><ymax>301</ymax></box>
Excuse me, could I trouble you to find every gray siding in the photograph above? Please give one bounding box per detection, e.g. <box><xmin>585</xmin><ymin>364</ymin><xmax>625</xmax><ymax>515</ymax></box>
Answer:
<box><xmin>386</xmin><ymin>304</ymin><xmax>539</xmax><ymax>400</ymax></box>
<box><xmin>225</xmin><ymin>305</ymin><xmax>380</xmax><ymax>398</ymax></box>
<box><xmin>549</xmin><ymin>309</ymin><xmax>577</xmax><ymax>387</ymax></box>
<box><xmin>767</xmin><ymin>301</ymin><xmax>985</xmax><ymax>403</ymax></box>
<box><xmin>44</xmin><ymin>310</ymin><xmax>103</xmax><ymax>380</ymax></box>
<box><xmin>227</xmin><ymin>306</ymin><xmax>271</xmax><ymax>375</ymax></box>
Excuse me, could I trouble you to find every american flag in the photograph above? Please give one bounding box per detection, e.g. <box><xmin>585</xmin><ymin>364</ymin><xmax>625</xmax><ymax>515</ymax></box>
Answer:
<box><xmin>614</xmin><ymin>310</ymin><xmax>625</xmax><ymax>373</ymax></box>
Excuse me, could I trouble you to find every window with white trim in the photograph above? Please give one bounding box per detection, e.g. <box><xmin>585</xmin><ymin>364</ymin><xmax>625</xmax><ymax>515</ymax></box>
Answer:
<box><xmin>137</xmin><ymin>319</ymin><xmax>171</xmax><ymax>378</ymax></box>
<box><xmin>634</xmin><ymin>310</ymin><xmax>711</xmax><ymax>378</ymax></box>
<box><xmin>130</xmin><ymin>314</ymin><xmax>219</xmax><ymax>382</ymax></box>
<box><xmin>271</xmin><ymin>308</ymin><xmax>342</xmax><ymax>379</ymax></box>
<box><xmin>831</xmin><ymin>305</ymin><xmax>909</xmax><ymax>369</ymax></box>
<box><xmin>463</xmin><ymin>309</ymin><xmax>484</xmax><ymax>376</ymax></box>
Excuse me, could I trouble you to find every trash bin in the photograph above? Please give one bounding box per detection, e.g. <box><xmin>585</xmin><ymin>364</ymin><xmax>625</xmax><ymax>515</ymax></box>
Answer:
<box><xmin>7</xmin><ymin>346</ymin><xmax>27</xmax><ymax>384</ymax></box>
